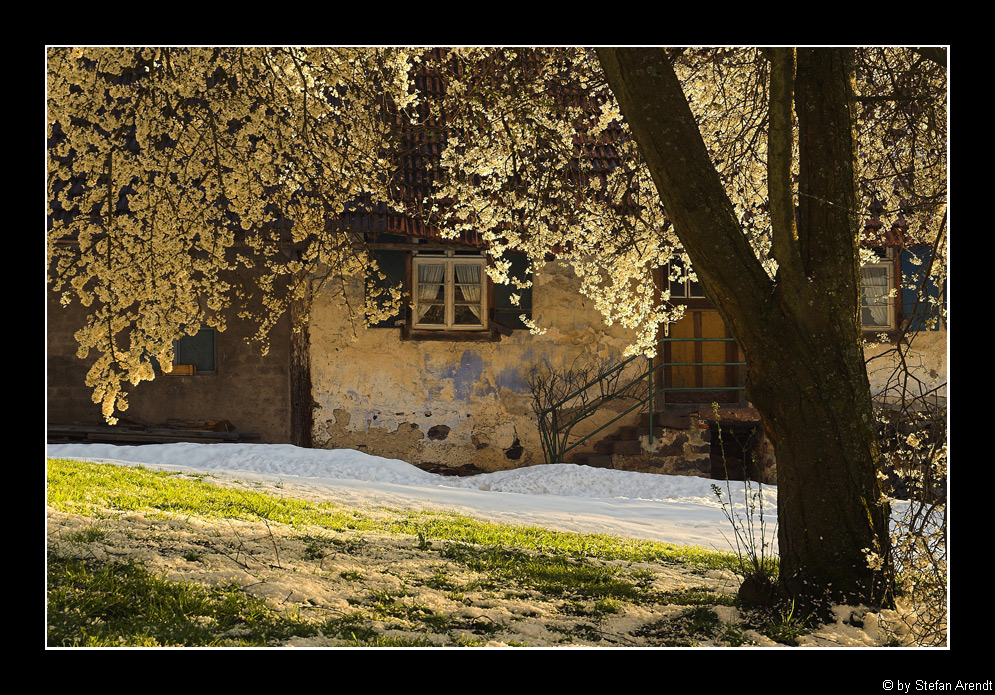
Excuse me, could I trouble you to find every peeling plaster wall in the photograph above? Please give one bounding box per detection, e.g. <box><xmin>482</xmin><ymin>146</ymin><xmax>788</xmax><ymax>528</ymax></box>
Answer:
<box><xmin>864</xmin><ymin>330</ymin><xmax>948</xmax><ymax>409</ymax></box>
<box><xmin>309</xmin><ymin>260</ymin><xmax>639</xmax><ymax>471</ymax></box>
<box><xmin>312</xmin><ymin>262</ymin><xmax>949</xmax><ymax>474</ymax></box>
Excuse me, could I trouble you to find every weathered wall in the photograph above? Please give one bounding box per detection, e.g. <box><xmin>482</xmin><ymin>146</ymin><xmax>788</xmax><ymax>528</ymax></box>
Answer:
<box><xmin>46</xmin><ymin>290</ymin><xmax>294</xmax><ymax>443</ymax></box>
<box><xmin>309</xmin><ymin>260</ymin><xmax>641</xmax><ymax>471</ymax></box>
<box><xmin>864</xmin><ymin>330</ymin><xmax>948</xmax><ymax>408</ymax></box>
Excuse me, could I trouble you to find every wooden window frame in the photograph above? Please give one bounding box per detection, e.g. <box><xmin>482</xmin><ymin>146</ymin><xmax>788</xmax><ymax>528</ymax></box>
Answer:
<box><xmin>411</xmin><ymin>251</ymin><xmax>489</xmax><ymax>332</ymax></box>
<box><xmin>366</xmin><ymin>240</ymin><xmax>512</xmax><ymax>342</ymax></box>
<box><xmin>860</xmin><ymin>248</ymin><xmax>899</xmax><ymax>334</ymax></box>
<box><xmin>165</xmin><ymin>327</ymin><xmax>218</xmax><ymax>376</ymax></box>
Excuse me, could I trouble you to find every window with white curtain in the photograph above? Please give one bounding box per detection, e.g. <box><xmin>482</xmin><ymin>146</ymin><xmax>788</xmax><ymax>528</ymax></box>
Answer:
<box><xmin>413</xmin><ymin>253</ymin><xmax>487</xmax><ymax>330</ymax></box>
<box><xmin>860</xmin><ymin>248</ymin><xmax>896</xmax><ymax>331</ymax></box>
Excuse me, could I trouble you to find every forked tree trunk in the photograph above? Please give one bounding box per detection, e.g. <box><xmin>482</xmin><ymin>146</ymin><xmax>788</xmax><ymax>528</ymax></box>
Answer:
<box><xmin>597</xmin><ymin>47</ymin><xmax>894</xmax><ymax>608</ymax></box>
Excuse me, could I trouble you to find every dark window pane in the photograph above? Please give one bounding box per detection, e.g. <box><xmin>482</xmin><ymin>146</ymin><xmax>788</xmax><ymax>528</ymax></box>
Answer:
<box><xmin>366</xmin><ymin>248</ymin><xmax>408</xmax><ymax>328</ymax></box>
<box><xmin>454</xmin><ymin>304</ymin><xmax>483</xmax><ymax>325</ymax></box>
<box><xmin>492</xmin><ymin>252</ymin><xmax>532</xmax><ymax>329</ymax></box>
<box><xmin>175</xmin><ymin>329</ymin><xmax>216</xmax><ymax>372</ymax></box>
<box><xmin>901</xmin><ymin>248</ymin><xmax>944</xmax><ymax>331</ymax></box>
<box><xmin>417</xmin><ymin>304</ymin><xmax>446</xmax><ymax>324</ymax></box>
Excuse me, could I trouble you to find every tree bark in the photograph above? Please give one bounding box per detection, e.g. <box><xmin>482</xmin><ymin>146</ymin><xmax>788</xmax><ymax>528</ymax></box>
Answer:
<box><xmin>597</xmin><ymin>47</ymin><xmax>894</xmax><ymax>608</ymax></box>
<box><xmin>289</xmin><ymin>277</ymin><xmax>313</xmax><ymax>448</ymax></box>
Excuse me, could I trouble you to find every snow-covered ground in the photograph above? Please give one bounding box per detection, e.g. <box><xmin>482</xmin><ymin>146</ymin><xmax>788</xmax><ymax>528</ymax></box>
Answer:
<box><xmin>46</xmin><ymin>442</ymin><xmax>777</xmax><ymax>555</ymax></box>
<box><xmin>48</xmin><ymin>441</ymin><xmax>948</xmax><ymax>647</ymax></box>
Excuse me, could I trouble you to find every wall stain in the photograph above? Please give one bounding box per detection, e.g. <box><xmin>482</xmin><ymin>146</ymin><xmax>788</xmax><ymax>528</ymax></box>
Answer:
<box><xmin>451</xmin><ymin>350</ymin><xmax>484</xmax><ymax>401</ymax></box>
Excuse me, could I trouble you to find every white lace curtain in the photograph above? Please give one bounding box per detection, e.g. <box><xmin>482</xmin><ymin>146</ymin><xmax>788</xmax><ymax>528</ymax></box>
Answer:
<box><xmin>455</xmin><ymin>263</ymin><xmax>482</xmax><ymax>320</ymax></box>
<box><xmin>417</xmin><ymin>263</ymin><xmax>445</xmax><ymax>322</ymax></box>
<box><xmin>861</xmin><ymin>266</ymin><xmax>890</xmax><ymax>326</ymax></box>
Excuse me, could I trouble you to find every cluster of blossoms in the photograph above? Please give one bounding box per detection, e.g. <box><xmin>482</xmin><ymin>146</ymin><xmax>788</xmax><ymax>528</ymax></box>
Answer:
<box><xmin>421</xmin><ymin>48</ymin><xmax>686</xmax><ymax>356</ymax></box>
<box><xmin>48</xmin><ymin>47</ymin><xmax>418</xmax><ymax>422</ymax></box>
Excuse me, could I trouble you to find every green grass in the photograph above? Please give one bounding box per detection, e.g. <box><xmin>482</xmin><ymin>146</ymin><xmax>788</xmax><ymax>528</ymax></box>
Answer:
<box><xmin>440</xmin><ymin>541</ymin><xmax>649</xmax><ymax>601</ymax></box>
<box><xmin>47</xmin><ymin>458</ymin><xmax>365</xmax><ymax>531</ymax></box>
<box><xmin>47</xmin><ymin>458</ymin><xmax>735</xmax><ymax>569</ymax></box>
<box><xmin>63</xmin><ymin>525</ymin><xmax>108</xmax><ymax>545</ymax></box>
<box><xmin>46</xmin><ymin>457</ymin><xmax>747</xmax><ymax>647</ymax></box>
<box><xmin>47</xmin><ymin>556</ymin><xmax>318</xmax><ymax>647</ymax></box>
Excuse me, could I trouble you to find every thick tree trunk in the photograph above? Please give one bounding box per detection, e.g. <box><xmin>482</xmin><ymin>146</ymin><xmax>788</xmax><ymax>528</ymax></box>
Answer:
<box><xmin>597</xmin><ymin>47</ymin><xmax>894</xmax><ymax>608</ymax></box>
<box><xmin>739</xmin><ymin>299</ymin><xmax>893</xmax><ymax>607</ymax></box>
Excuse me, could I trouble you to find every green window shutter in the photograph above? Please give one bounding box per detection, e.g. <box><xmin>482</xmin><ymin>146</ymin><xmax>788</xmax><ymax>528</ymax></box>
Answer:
<box><xmin>493</xmin><ymin>251</ymin><xmax>532</xmax><ymax>330</ymax></box>
<box><xmin>175</xmin><ymin>329</ymin><xmax>216</xmax><ymax>372</ymax></box>
<box><xmin>367</xmin><ymin>247</ymin><xmax>409</xmax><ymax>328</ymax></box>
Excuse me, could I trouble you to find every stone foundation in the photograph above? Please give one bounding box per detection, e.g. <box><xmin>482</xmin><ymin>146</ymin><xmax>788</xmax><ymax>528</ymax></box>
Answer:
<box><xmin>572</xmin><ymin>406</ymin><xmax>777</xmax><ymax>484</ymax></box>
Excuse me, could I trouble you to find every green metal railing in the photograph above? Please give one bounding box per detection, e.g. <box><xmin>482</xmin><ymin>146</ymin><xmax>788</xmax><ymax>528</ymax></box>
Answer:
<box><xmin>536</xmin><ymin>337</ymin><xmax>745</xmax><ymax>464</ymax></box>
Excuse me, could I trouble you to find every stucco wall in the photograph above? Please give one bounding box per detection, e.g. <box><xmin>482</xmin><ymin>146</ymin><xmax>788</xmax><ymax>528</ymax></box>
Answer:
<box><xmin>309</xmin><ymin>260</ymin><xmax>642</xmax><ymax>471</ymax></box>
<box><xmin>864</xmin><ymin>330</ymin><xmax>948</xmax><ymax>409</ymax></box>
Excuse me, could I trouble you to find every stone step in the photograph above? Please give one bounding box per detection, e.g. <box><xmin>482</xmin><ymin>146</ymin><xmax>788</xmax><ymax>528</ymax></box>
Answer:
<box><xmin>571</xmin><ymin>453</ymin><xmax>614</xmax><ymax>469</ymax></box>
<box><xmin>640</xmin><ymin>411</ymin><xmax>693</xmax><ymax>429</ymax></box>
<box><xmin>593</xmin><ymin>436</ymin><xmax>620</xmax><ymax>454</ymax></box>
<box><xmin>612</xmin><ymin>439</ymin><xmax>645</xmax><ymax>456</ymax></box>
<box><xmin>695</xmin><ymin>405</ymin><xmax>762</xmax><ymax>425</ymax></box>
<box><xmin>618</xmin><ymin>425</ymin><xmax>668</xmax><ymax>441</ymax></box>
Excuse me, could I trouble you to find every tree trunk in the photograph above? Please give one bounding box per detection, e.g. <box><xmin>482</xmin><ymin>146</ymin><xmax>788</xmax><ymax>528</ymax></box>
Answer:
<box><xmin>289</xmin><ymin>278</ymin><xmax>313</xmax><ymax>449</ymax></box>
<box><xmin>597</xmin><ymin>47</ymin><xmax>894</xmax><ymax>608</ymax></box>
<box><xmin>739</xmin><ymin>297</ymin><xmax>894</xmax><ymax>607</ymax></box>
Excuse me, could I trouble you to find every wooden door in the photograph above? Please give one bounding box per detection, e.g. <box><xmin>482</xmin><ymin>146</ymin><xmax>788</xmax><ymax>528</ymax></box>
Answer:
<box><xmin>661</xmin><ymin>309</ymin><xmax>743</xmax><ymax>404</ymax></box>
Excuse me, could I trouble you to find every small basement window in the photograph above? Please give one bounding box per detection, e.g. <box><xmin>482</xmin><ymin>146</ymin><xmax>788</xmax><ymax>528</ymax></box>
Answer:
<box><xmin>166</xmin><ymin>328</ymin><xmax>217</xmax><ymax>375</ymax></box>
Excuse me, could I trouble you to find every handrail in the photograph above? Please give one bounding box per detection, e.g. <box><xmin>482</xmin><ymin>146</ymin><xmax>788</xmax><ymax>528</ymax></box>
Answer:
<box><xmin>536</xmin><ymin>336</ymin><xmax>745</xmax><ymax>464</ymax></box>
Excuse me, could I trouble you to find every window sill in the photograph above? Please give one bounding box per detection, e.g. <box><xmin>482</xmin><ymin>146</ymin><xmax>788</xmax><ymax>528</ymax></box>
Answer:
<box><xmin>160</xmin><ymin>365</ymin><xmax>218</xmax><ymax>376</ymax></box>
<box><xmin>400</xmin><ymin>326</ymin><xmax>501</xmax><ymax>342</ymax></box>
<box><xmin>163</xmin><ymin>364</ymin><xmax>197</xmax><ymax>376</ymax></box>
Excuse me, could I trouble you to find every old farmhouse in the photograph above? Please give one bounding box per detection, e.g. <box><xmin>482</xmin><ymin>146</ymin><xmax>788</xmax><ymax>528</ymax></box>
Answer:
<box><xmin>46</xmin><ymin>50</ymin><xmax>947</xmax><ymax>483</ymax></box>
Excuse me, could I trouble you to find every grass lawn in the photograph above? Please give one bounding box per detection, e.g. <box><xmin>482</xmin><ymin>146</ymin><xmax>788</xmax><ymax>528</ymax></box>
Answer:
<box><xmin>45</xmin><ymin>457</ymin><xmax>824</xmax><ymax>647</ymax></box>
